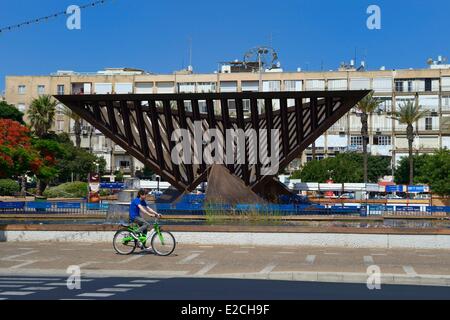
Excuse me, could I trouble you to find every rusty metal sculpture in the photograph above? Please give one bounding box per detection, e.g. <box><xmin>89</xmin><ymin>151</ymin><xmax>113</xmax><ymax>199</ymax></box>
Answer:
<box><xmin>56</xmin><ymin>90</ymin><xmax>369</xmax><ymax>202</ymax></box>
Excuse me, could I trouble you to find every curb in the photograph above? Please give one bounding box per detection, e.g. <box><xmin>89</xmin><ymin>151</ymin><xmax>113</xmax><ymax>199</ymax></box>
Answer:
<box><xmin>0</xmin><ymin>268</ymin><xmax>449</xmax><ymax>287</ymax></box>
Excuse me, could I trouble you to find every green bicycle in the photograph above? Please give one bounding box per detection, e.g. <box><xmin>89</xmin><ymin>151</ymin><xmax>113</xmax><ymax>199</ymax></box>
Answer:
<box><xmin>113</xmin><ymin>218</ymin><xmax>176</xmax><ymax>256</ymax></box>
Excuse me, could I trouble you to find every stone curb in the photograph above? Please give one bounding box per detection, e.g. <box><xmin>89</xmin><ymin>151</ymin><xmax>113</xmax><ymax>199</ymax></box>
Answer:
<box><xmin>1</xmin><ymin>268</ymin><xmax>449</xmax><ymax>287</ymax></box>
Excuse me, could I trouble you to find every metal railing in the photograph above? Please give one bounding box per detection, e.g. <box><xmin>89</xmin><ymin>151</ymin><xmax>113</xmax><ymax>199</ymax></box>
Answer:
<box><xmin>0</xmin><ymin>201</ymin><xmax>109</xmax><ymax>215</ymax></box>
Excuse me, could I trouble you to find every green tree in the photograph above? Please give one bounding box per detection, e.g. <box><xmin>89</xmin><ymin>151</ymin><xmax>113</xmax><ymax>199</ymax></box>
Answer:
<box><xmin>356</xmin><ymin>92</ymin><xmax>382</xmax><ymax>183</ymax></box>
<box><xmin>394</xmin><ymin>154</ymin><xmax>429</xmax><ymax>185</ymax></box>
<box><xmin>27</xmin><ymin>95</ymin><xmax>57</xmax><ymax>138</ymax></box>
<box><xmin>390</xmin><ymin>95</ymin><xmax>428</xmax><ymax>185</ymax></box>
<box><xmin>0</xmin><ymin>101</ymin><xmax>24</xmax><ymax>124</ymax></box>
<box><xmin>291</xmin><ymin>153</ymin><xmax>390</xmax><ymax>183</ymax></box>
<box><xmin>416</xmin><ymin>149</ymin><xmax>450</xmax><ymax>196</ymax></box>
<box><xmin>32</xmin><ymin>139</ymin><xmax>65</xmax><ymax>195</ymax></box>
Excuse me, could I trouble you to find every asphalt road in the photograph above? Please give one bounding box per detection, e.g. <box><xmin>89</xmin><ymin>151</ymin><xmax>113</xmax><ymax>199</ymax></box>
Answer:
<box><xmin>0</xmin><ymin>275</ymin><xmax>450</xmax><ymax>300</ymax></box>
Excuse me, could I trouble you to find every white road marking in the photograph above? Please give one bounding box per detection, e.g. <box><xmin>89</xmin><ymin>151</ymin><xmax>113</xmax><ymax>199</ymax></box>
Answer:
<box><xmin>0</xmin><ymin>278</ymin><xmax>61</xmax><ymax>281</ymax></box>
<box><xmin>97</xmin><ymin>288</ymin><xmax>131</xmax><ymax>293</ymax></box>
<box><xmin>371</xmin><ymin>253</ymin><xmax>387</xmax><ymax>256</ymax></box>
<box><xmin>130</xmin><ymin>280</ymin><xmax>160</xmax><ymax>284</ymax></box>
<box><xmin>0</xmin><ymin>285</ymin><xmax>24</xmax><ymax>288</ymax></box>
<box><xmin>77</xmin><ymin>293</ymin><xmax>115</xmax><ymax>298</ymax></box>
<box><xmin>119</xmin><ymin>255</ymin><xmax>145</xmax><ymax>264</ymax></box>
<box><xmin>22</xmin><ymin>287</ymin><xmax>56</xmax><ymax>291</ymax></box>
<box><xmin>115</xmin><ymin>284</ymin><xmax>146</xmax><ymax>288</ymax></box>
<box><xmin>232</xmin><ymin>251</ymin><xmax>249</xmax><ymax>254</ymax></box>
<box><xmin>9</xmin><ymin>261</ymin><xmax>37</xmax><ymax>269</ymax></box>
<box><xmin>178</xmin><ymin>253</ymin><xmax>201</xmax><ymax>264</ymax></box>
<box><xmin>305</xmin><ymin>255</ymin><xmax>316</xmax><ymax>264</ymax></box>
<box><xmin>45</xmin><ymin>279</ymin><xmax>93</xmax><ymax>286</ymax></box>
<box><xmin>0</xmin><ymin>281</ymin><xmax>43</xmax><ymax>285</ymax></box>
<box><xmin>259</xmin><ymin>263</ymin><xmax>277</xmax><ymax>274</ymax></box>
<box><xmin>278</xmin><ymin>252</ymin><xmax>295</xmax><ymax>255</ymax></box>
<box><xmin>198</xmin><ymin>246</ymin><xmax>214</xmax><ymax>248</ymax></box>
<box><xmin>364</xmin><ymin>256</ymin><xmax>374</xmax><ymax>265</ymax></box>
<box><xmin>1</xmin><ymin>250</ymin><xmax>39</xmax><ymax>261</ymax></box>
<box><xmin>0</xmin><ymin>291</ymin><xmax>35</xmax><ymax>296</ymax></box>
<box><xmin>324</xmin><ymin>253</ymin><xmax>339</xmax><ymax>255</ymax></box>
<box><xmin>403</xmin><ymin>266</ymin><xmax>418</xmax><ymax>276</ymax></box>
<box><xmin>195</xmin><ymin>263</ymin><xmax>218</xmax><ymax>276</ymax></box>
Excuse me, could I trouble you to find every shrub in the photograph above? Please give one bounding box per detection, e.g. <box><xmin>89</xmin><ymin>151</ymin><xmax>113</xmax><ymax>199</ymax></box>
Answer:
<box><xmin>0</xmin><ymin>179</ymin><xmax>20</xmax><ymax>196</ymax></box>
<box><xmin>43</xmin><ymin>182</ymin><xmax>88</xmax><ymax>198</ymax></box>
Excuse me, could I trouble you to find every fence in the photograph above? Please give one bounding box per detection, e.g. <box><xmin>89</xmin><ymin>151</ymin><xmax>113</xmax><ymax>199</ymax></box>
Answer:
<box><xmin>1</xmin><ymin>200</ymin><xmax>449</xmax><ymax>217</ymax></box>
<box><xmin>0</xmin><ymin>201</ymin><xmax>109</xmax><ymax>215</ymax></box>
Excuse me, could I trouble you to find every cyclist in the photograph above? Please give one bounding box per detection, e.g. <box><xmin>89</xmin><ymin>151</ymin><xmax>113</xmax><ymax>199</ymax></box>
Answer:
<box><xmin>129</xmin><ymin>189</ymin><xmax>162</xmax><ymax>246</ymax></box>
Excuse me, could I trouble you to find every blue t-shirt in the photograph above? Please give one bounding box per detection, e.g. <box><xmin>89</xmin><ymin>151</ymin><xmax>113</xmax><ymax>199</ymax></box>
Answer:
<box><xmin>129</xmin><ymin>197</ymin><xmax>147</xmax><ymax>222</ymax></box>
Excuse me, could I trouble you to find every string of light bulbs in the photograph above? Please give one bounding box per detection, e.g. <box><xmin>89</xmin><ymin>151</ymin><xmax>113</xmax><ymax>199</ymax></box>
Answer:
<box><xmin>0</xmin><ymin>0</ymin><xmax>112</xmax><ymax>34</ymax></box>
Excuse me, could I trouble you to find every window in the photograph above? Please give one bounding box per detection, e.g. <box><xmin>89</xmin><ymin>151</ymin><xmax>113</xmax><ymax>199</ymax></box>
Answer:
<box><xmin>373</xmin><ymin>78</ymin><xmax>393</xmax><ymax>92</ymax></box>
<box><xmin>241</xmin><ymin>81</ymin><xmax>259</xmax><ymax>92</ymax></box>
<box><xmin>220</xmin><ymin>81</ymin><xmax>237</xmax><ymax>93</ymax></box>
<box><xmin>115</xmin><ymin>83</ymin><xmax>133</xmax><ymax>94</ymax></box>
<box><xmin>119</xmin><ymin>161</ymin><xmax>130</xmax><ymax>168</ymax></box>
<box><xmin>349</xmin><ymin>78</ymin><xmax>371</xmax><ymax>90</ymax></box>
<box><xmin>197</xmin><ymin>82</ymin><xmax>216</xmax><ymax>93</ymax></box>
<box><xmin>135</xmin><ymin>82</ymin><xmax>153</xmax><ymax>94</ymax></box>
<box><xmin>374</xmin><ymin>135</ymin><xmax>392</xmax><ymax>146</ymax></box>
<box><xmin>262</xmin><ymin>81</ymin><xmax>281</xmax><ymax>92</ymax></box>
<box><xmin>37</xmin><ymin>85</ymin><xmax>45</xmax><ymax>94</ymax></box>
<box><xmin>374</xmin><ymin>97</ymin><xmax>392</xmax><ymax>113</ymax></box>
<box><xmin>305</xmin><ymin>80</ymin><xmax>325</xmax><ymax>91</ymax></box>
<box><xmin>56</xmin><ymin>120</ymin><xmax>64</xmax><ymax>132</ymax></box>
<box><xmin>442</xmin><ymin>96</ymin><xmax>450</xmax><ymax>111</ymax></box>
<box><xmin>395</xmin><ymin>81</ymin><xmax>404</xmax><ymax>92</ymax></box>
<box><xmin>284</xmin><ymin>80</ymin><xmax>302</xmax><ymax>91</ymax></box>
<box><xmin>94</xmin><ymin>83</ymin><xmax>113</xmax><ymax>94</ymax></box>
<box><xmin>178</xmin><ymin>82</ymin><xmax>196</xmax><ymax>93</ymax></box>
<box><xmin>57</xmin><ymin>85</ymin><xmax>65</xmax><ymax>95</ymax></box>
<box><xmin>56</xmin><ymin>104</ymin><xmax>65</xmax><ymax>115</ymax></box>
<box><xmin>350</xmin><ymin>136</ymin><xmax>363</xmax><ymax>146</ymax></box>
<box><xmin>425</xmin><ymin>118</ymin><xmax>433</xmax><ymax>131</ymax></box>
<box><xmin>328</xmin><ymin>79</ymin><xmax>347</xmax><ymax>91</ymax></box>
<box><xmin>243</xmin><ymin>99</ymin><xmax>251</xmax><ymax>112</ymax></box>
<box><xmin>18</xmin><ymin>85</ymin><xmax>26</xmax><ymax>94</ymax></box>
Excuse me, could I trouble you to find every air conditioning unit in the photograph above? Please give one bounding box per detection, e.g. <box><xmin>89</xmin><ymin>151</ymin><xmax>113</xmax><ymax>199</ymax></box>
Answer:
<box><xmin>82</xmin><ymin>130</ymin><xmax>88</xmax><ymax>136</ymax></box>
<box><xmin>431</xmin><ymin>112</ymin><xmax>438</xmax><ymax>116</ymax></box>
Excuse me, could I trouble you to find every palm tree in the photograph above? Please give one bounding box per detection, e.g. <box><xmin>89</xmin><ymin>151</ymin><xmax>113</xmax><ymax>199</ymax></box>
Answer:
<box><xmin>390</xmin><ymin>95</ymin><xmax>428</xmax><ymax>185</ymax></box>
<box><xmin>27</xmin><ymin>95</ymin><xmax>57</xmax><ymax>138</ymax></box>
<box><xmin>61</xmin><ymin>106</ymin><xmax>82</xmax><ymax>148</ymax></box>
<box><xmin>356</xmin><ymin>92</ymin><xmax>382</xmax><ymax>183</ymax></box>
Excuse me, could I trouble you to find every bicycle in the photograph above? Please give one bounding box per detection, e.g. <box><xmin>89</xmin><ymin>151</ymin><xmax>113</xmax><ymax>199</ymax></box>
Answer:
<box><xmin>113</xmin><ymin>218</ymin><xmax>176</xmax><ymax>256</ymax></box>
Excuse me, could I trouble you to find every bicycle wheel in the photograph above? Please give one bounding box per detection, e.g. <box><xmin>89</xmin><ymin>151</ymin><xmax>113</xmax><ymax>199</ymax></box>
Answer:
<box><xmin>151</xmin><ymin>231</ymin><xmax>176</xmax><ymax>256</ymax></box>
<box><xmin>113</xmin><ymin>230</ymin><xmax>137</xmax><ymax>255</ymax></box>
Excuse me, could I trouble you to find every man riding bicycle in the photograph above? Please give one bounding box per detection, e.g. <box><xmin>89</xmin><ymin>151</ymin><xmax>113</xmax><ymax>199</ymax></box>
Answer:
<box><xmin>129</xmin><ymin>189</ymin><xmax>162</xmax><ymax>244</ymax></box>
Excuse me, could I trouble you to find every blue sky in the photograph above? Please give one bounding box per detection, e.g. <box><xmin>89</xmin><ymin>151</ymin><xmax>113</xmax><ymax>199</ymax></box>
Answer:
<box><xmin>1</xmin><ymin>0</ymin><xmax>450</xmax><ymax>91</ymax></box>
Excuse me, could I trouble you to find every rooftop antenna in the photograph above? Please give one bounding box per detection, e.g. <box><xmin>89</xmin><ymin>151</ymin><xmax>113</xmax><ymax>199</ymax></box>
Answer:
<box><xmin>188</xmin><ymin>36</ymin><xmax>193</xmax><ymax>69</ymax></box>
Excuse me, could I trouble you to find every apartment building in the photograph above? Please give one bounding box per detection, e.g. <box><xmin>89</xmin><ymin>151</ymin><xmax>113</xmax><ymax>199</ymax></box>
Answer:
<box><xmin>5</xmin><ymin>64</ymin><xmax>450</xmax><ymax>177</ymax></box>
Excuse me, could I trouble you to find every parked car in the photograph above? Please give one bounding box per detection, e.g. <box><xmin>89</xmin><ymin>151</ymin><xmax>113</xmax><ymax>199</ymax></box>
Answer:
<box><xmin>414</xmin><ymin>194</ymin><xmax>431</xmax><ymax>200</ymax></box>
<box><xmin>386</xmin><ymin>194</ymin><xmax>404</xmax><ymax>199</ymax></box>
<box><xmin>339</xmin><ymin>193</ymin><xmax>355</xmax><ymax>199</ymax></box>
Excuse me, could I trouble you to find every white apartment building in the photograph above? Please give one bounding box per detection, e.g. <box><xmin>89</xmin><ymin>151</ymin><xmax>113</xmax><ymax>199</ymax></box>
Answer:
<box><xmin>5</xmin><ymin>63</ymin><xmax>450</xmax><ymax>177</ymax></box>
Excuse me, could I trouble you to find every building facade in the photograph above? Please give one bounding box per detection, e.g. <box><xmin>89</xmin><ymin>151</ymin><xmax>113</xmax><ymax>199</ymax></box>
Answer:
<box><xmin>5</xmin><ymin>65</ymin><xmax>450</xmax><ymax>178</ymax></box>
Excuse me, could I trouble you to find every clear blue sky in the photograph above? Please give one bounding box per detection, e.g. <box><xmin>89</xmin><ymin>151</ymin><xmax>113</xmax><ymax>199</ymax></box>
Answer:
<box><xmin>1</xmin><ymin>0</ymin><xmax>450</xmax><ymax>92</ymax></box>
